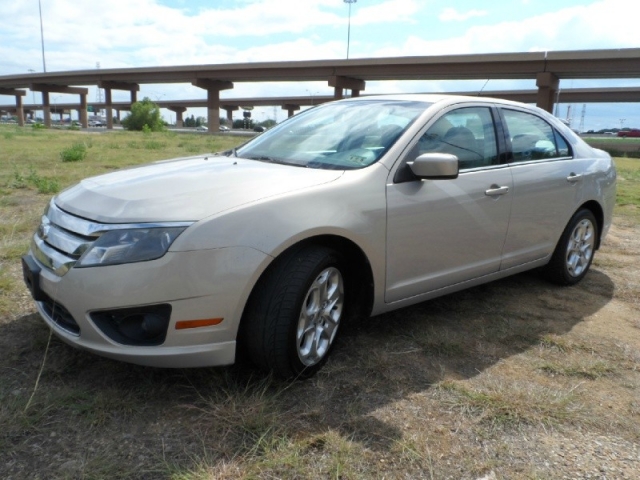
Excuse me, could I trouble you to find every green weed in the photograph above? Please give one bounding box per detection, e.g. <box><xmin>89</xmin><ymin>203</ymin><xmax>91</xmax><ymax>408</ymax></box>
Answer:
<box><xmin>60</xmin><ymin>142</ymin><xmax>88</xmax><ymax>162</ymax></box>
<box><xmin>9</xmin><ymin>165</ymin><xmax>60</xmax><ymax>194</ymax></box>
<box><xmin>144</xmin><ymin>140</ymin><xmax>165</xmax><ymax>150</ymax></box>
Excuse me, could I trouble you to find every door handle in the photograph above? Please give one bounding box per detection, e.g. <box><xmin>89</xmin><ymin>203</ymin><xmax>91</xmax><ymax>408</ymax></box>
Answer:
<box><xmin>485</xmin><ymin>185</ymin><xmax>509</xmax><ymax>197</ymax></box>
<box><xmin>566</xmin><ymin>173</ymin><xmax>582</xmax><ymax>183</ymax></box>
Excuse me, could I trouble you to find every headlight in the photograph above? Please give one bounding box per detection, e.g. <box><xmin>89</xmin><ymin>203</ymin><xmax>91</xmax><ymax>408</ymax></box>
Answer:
<box><xmin>76</xmin><ymin>227</ymin><xmax>187</xmax><ymax>268</ymax></box>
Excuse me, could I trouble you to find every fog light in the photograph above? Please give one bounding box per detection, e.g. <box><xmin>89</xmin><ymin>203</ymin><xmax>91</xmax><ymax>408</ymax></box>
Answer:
<box><xmin>91</xmin><ymin>304</ymin><xmax>172</xmax><ymax>346</ymax></box>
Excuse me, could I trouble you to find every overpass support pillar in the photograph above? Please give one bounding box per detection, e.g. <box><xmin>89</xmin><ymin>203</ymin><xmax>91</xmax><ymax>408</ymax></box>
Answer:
<box><xmin>31</xmin><ymin>84</ymin><xmax>88</xmax><ymax>128</ymax></box>
<box><xmin>536</xmin><ymin>72</ymin><xmax>559</xmax><ymax>114</ymax></box>
<box><xmin>168</xmin><ymin>106</ymin><xmax>187</xmax><ymax>127</ymax></box>
<box><xmin>328</xmin><ymin>75</ymin><xmax>366</xmax><ymax>100</ymax></box>
<box><xmin>15</xmin><ymin>95</ymin><xmax>25</xmax><ymax>126</ymax></box>
<box><xmin>42</xmin><ymin>92</ymin><xmax>51</xmax><ymax>127</ymax></box>
<box><xmin>104</xmin><ymin>89</ymin><xmax>113</xmax><ymax>130</ymax></box>
<box><xmin>98</xmin><ymin>81</ymin><xmax>140</xmax><ymax>130</ymax></box>
<box><xmin>0</xmin><ymin>89</ymin><xmax>27</xmax><ymax>126</ymax></box>
<box><xmin>282</xmin><ymin>104</ymin><xmax>301</xmax><ymax>118</ymax></box>
<box><xmin>192</xmin><ymin>79</ymin><xmax>234</xmax><ymax>134</ymax></box>
<box><xmin>79</xmin><ymin>94</ymin><xmax>88</xmax><ymax>128</ymax></box>
<box><xmin>224</xmin><ymin>106</ymin><xmax>238</xmax><ymax>124</ymax></box>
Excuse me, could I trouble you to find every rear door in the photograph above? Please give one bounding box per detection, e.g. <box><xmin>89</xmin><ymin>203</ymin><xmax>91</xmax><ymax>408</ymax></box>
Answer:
<box><xmin>497</xmin><ymin>107</ymin><xmax>585</xmax><ymax>270</ymax></box>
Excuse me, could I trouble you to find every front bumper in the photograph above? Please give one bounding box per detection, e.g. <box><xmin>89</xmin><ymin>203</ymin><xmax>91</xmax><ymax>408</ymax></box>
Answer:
<box><xmin>23</xmin><ymin>245</ymin><xmax>269</xmax><ymax>368</ymax></box>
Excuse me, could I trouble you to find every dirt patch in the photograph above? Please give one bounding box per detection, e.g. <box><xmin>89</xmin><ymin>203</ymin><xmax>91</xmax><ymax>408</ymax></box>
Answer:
<box><xmin>1</xmin><ymin>220</ymin><xmax>639</xmax><ymax>479</ymax></box>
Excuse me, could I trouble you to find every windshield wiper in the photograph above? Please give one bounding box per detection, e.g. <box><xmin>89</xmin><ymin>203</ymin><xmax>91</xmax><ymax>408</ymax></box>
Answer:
<box><xmin>245</xmin><ymin>155</ymin><xmax>310</xmax><ymax>168</ymax></box>
<box><xmin>246</xmin><ymin>155</ymin><xmax>279</xmax><ymax>163</ymax></box>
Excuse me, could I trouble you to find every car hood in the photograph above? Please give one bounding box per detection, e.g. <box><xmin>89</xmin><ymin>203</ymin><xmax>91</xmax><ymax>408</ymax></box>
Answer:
<box><xmin>54</xmin><ymin>155</ymin><xmax>343</xmax><ymax>223</ymax></box>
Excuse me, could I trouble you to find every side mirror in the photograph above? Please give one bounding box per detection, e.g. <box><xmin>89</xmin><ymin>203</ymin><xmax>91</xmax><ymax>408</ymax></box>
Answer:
<box><xmin>407</xmin><ymin>153</ymin><xmax>459</xmax><ymax>180</ymax></box>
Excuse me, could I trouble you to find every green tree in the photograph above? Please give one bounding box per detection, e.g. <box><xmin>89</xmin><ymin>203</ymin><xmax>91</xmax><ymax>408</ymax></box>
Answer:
<box><xmin>121</xmin><ymin>97</ymin><xmax>164</xmax><ymax>132</ymax></box>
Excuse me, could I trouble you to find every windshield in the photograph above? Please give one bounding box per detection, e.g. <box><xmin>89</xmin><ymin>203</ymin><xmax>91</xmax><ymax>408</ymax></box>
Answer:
<box><xmin>235</xmin><ymin>99</ymin><xmax>430</xmax><ymax>170</ymax></box>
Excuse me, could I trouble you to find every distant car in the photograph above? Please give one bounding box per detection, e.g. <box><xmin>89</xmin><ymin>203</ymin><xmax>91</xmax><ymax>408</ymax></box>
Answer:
<box><xmin>219</xmin><ymin>125</ymin><xmax>230</xmax><ymax>131</ymax></box>
<box><xmin>253</xmin><ymin>125</ymin><xmax>266</xmax><ymax>132</ymax></box>
<box><xmin>617</xmin><ymin>129</ymin><xmax>640</xmax><ymax>138</ymax></box>
<box><xmin>22</xmin><ymin>94</ymin><xmax>616</xmax><ymax>379</ymax></box>
<box><xmin>196</xmin><ymin>125</ymin><xmax>208</xmax><ymax>131</ymax></box>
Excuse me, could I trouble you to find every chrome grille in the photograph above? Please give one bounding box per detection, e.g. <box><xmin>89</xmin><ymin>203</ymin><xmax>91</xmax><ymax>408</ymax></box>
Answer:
<box><xmin>32</xmin><ymin>201</ymin><xmax>101</xmax><ymax>276</ymax></box>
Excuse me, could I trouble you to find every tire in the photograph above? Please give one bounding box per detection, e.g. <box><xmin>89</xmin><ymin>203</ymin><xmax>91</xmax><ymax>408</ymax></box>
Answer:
<box><xmin>240</xmin><ymin>245</ymin><xmax>346</xmax><ymax>379</ymax></box>
<box><xmin>543</xmin><ymin>209</ymin><xmax>598</xmax><ymax>286</ymax></box>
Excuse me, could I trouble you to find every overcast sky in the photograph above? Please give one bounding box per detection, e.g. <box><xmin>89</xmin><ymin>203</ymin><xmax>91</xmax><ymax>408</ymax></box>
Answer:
<box><xmin>1</xmin><ymin>0</ymin><xmax>639</xmax><ymax>130</ymax></box>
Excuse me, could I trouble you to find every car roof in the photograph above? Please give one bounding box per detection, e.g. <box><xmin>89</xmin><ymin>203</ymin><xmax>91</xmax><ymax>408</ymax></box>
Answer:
<box><xmin>338</xmin><ymin>93</ymin><xmax>560</xmax><ymax>125</ymax></box>
<box><xmin>341</xmin><ymin>93</ymin><xmax>535</xmax><ymax>109</ymax></box>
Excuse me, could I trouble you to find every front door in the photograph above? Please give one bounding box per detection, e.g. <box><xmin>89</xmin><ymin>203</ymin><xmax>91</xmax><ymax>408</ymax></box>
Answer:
<box><xmin>385</xmin><ymin>106</ymin><xmax>512</xmax><ymax>303</ymax></box>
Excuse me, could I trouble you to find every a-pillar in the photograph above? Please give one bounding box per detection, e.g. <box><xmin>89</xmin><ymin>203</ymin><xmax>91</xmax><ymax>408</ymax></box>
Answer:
<box><xmin>536</xmin><ymin>72</ymin><xmax>559</xmax><ymax>114</ymax></box>
<box><xmin>328</xmin><ymin>75</ymin><xmax>366</xmax><ymax>100</ymax></box>
<box><xmin>282</xmin><ymin>104</ymin><xmax>301</xmax><ymax>118</ymax></box>
<box><xmin>192</xmin><ymin>79</ymin><xmax>233</xmax><ymax>133</ymax></box>
<box><xmin>168</xmin><ymin>106</ymin><xmax>187</xmax><ymax>127</ymax></box>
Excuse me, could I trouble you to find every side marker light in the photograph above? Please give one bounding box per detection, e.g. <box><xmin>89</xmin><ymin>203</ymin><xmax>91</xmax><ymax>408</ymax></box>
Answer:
<box><xmin>175</xmin><ymin>318</ymin><xmax>223</xmax><ymax>330</ymax></box>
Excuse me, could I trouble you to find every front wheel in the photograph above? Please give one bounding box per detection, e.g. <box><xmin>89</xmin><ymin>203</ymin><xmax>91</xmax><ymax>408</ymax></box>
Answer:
<box><xmin>240</xmin><ymin>245</ymin><xmax>346</xmax><ymax>379</ymax></box>
<box><xmin>543</xmin><ymin>209</ymin><xmax>598</xmax><ymax>286</ymax></box>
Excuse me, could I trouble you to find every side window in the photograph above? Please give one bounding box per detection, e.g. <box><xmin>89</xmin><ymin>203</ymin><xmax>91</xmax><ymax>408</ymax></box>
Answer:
<box><xmin>416</xmin><ymin>107</ymin><xmax>498</xmax><ymax>169</ymax></box>
<box><xmin>554</xmin><ymin>130</ymin><xmax>570</xmax><ymax>156</ymax></box>
<box><xmin>502</xmin><ymin>109</ymin><xmax>571</xmax><ymax>162</ymax></box>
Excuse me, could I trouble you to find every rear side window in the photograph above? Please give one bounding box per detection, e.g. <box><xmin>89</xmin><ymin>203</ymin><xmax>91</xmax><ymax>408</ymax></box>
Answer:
<box><xmin>502</xmin><ymin>109</ymin><xmax>572</xmax><ymax>162</ymax></box>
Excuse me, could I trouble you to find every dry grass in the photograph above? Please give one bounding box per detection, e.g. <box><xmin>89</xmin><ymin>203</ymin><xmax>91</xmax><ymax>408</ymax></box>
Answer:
<box><xmin>1</xmin><ymin>125</ymin><xmax>639</xmax><ymax>479</ymax></box>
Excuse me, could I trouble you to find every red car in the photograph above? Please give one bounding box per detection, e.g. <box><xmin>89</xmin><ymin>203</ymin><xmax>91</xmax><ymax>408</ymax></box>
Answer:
<box><xmin>617</xmin><ymin>129</ymin><xmax>640</xmax><ymax>137</ymax></box>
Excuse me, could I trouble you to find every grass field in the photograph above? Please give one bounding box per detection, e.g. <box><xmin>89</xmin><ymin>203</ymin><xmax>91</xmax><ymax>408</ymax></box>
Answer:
<box><xmin>1</xmin><ymin>125</ymin><xmax>639</xmax><ymax>479</ymax></box>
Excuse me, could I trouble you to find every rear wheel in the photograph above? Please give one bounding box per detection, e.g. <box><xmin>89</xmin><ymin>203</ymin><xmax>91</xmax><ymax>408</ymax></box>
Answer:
<box><xmin>240</xmin><ymin>245</ymin><xmax>346</xmax><ymax>379</ymax></box>
<box><xmin>543</xmin><ymin>209</ymin><xmax>598</xmax><ymax>285</ymax></box>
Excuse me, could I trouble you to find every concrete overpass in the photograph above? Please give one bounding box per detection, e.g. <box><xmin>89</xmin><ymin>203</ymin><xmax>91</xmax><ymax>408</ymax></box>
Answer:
<box><xmin>1</xmin><ymin>48</ymin><xmax>640</xmax><ymax>130</ymax></box>
<box><xmin>4</xmin><ymin>87</ymin><xmax>640</xmax><ymax>128</ymax></box>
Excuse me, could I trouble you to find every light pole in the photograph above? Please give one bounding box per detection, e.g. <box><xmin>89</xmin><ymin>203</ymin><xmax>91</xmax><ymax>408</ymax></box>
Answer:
<box><xmin>38</xmin><ymin>0</ymin><xmax>47</xmax><ymax>72</ymax></box>
<box><xmin>344</xmin><ymin>0</ymin><xmax>356</xmax><ymax>59</ymax></box>
<box><xmin>28</xmin><ymin>69</ymin><xmax>37</xmax><ymax>119</ymax></box>
<box><xmin>52</xmin><ymin>95</ymin><xmax>61</xmax><ymax>124</ymax></box>
<box><xmin>306</xmin><ymin>89</ymin><xmax>320</xmax><ymax>105</ymax></box>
